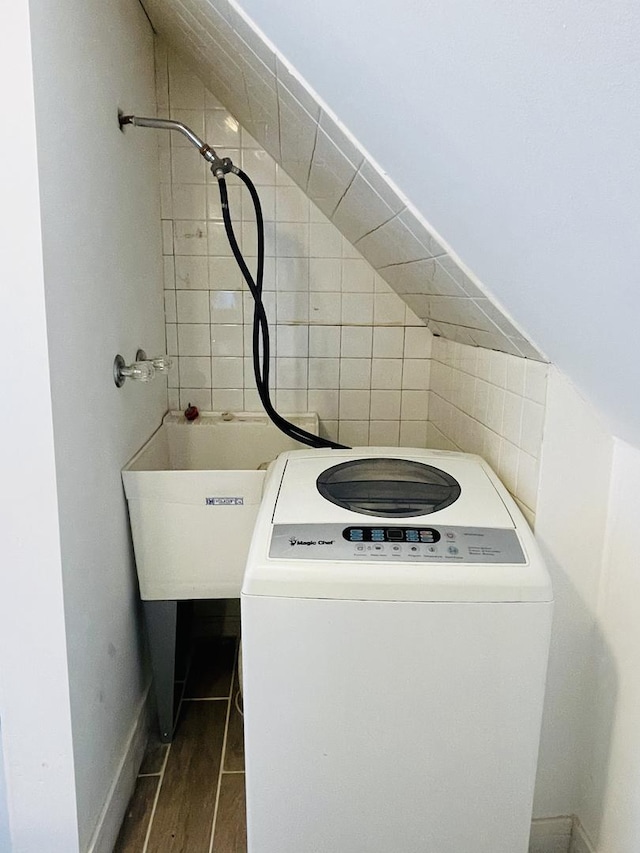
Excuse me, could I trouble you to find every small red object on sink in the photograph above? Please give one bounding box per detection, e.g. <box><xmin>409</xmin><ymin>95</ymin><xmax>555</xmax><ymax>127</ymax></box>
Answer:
<box><xmin>184</xmin><ymin>403</ymin><xmax>199</xmax><ymax>421</ymax></box>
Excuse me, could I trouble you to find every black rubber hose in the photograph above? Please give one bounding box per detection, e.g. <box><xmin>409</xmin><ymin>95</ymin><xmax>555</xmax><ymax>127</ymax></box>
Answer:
<box><xmin>217</xmin><ymin>170</ymin><xmax>348</xmax><ymax>450</ymax></box>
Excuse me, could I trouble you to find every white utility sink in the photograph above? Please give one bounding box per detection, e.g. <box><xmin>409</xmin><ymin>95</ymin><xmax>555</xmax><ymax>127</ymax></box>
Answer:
<box><xmin>122</xmin><ymin>411</ymin><xmax>318</xmax><ymax>601</ymax></box>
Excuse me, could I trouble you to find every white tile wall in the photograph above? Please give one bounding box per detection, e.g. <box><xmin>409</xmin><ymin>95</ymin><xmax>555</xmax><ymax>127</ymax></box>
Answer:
<box><xmin>429</xmin><ymin>337</ymin><xmax>548</xmax><ymax>521</ymax></box>
<box><xmin>159</xmin><ymin>43</ymin><xmax>432</xmax><ymax>445</ymax></box>
<box><xmin>143</xmin><ymin>0</ymin><xmax>544</xmax><ymax>360</ymax></box>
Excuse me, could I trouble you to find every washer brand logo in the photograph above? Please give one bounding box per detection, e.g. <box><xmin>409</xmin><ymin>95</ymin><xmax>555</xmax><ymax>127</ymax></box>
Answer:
<box><xmin>289</xmin><ymin>538</ymin><xmax>335</xmax><ymax>547</ymax></box>
<box><xmin>205</xmin><ymin>497</ymin><xmax>244</xmax><ymax>506</ymax></box>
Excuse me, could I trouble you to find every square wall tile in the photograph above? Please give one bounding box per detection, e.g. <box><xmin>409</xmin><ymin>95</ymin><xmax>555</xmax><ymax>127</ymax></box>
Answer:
<box><xmin>369</xmin><ymin>420</ymin><xmax>400</xmax><ymax>446</ymax></box>
<box><xmin>341</xmin><ymin>327</ymin><xmax>373</xmax><ymax>358</ymax></box>
<box><xmin>373</xmin><ymin>327</ymin><xmax>404</xmax><ymax>358</ymax></box>
<box><xmin>172</xmin><ymin>184</ymin><xmax>207</xmax><ymax>219</ymax></box>
<box><xmin>174</xmin><ymin>220</ymin><xmax>208</xmax><ymax>255</ymax></box>
<box><xmin>207</xmin><ymin>222</ymin><xmax>234</xmax><ymax>257</ymax></box>
<box><xmin>209</xmin><ymin>257</ymin><xmax>244</xmax><ymax>290</ymax></box>
<box><xmin>163</xmin><ymin>256</ymin><xmax>175</xmax><ymax>289</ymax></box>
<box><xmin>308</xmin><ymin>358</ymin><xmax>340</xmax><ymax>389</ymax></box>
<box><xmin>401</xmin><ymin>390</ymin><xmax>429</xmax><ymax>420</ymax></box>
<box><xmin>399</xmin><ymin>421</ymin><xmax>428</xmax><ymax>448</ymax></box>
<box><xmin>374</xmin><ymin>293</ymin><xmax>408</xmax><ymax>325</ymax></box>
<box><xmin>339</xmin><ymin>390</ymin><xmax>371</xmax><ymax>420</ymax></box>
<box><xmin>276</xmin><ymin>257</ymin><xmax>309</xmax><ymax>291</ymax></box>
<box><xmin>276</xmin><ymin>358</ymin><xmax>308</xmax><ymax>389</ymax></box>
<box><xmin>309</xmin><ymin>222</ymin><xmax>343</xmax><ymax>258</ymax></box>
<box><xmin>276</xmin><ymin>186</ymin><xmax>310</xmax><ymax>222</ymax></box>
<box><xmin>310</xmin><ymin>292</ymin><xmax>341</xmax><ymax>325</ymax></box>
<box><xmin>277</xmin><ymin>291</ymin><xmax>309</xmax><ymax>323</ymax></box>
<box><xmin>342</xmin><ymin>258</ymin><xmax>375</xmax><ymax>292</ymax></box>
<box><xmin>331</xmin><ymin>172</ymin><xmax>396</xmax><ymax>244</ymax></box>
<box><xmin>212</xmin><ymin>389</ymin><xmax>244</xmax><ymax>411</ymax></box>
<box><xmin>176</xmin><ymin>290</ymin><xmax>210</xmax><ymax>323</ymax></box>
<box><xmin>402</xmin><ymin>359</ymin><xmax>431</xmax><ymax>390</ymax></box>
<box><xmin>211</xmin><ymin>324</ymin><xmax>244</xmax><ymax>356</ymax></box>
<box><xmin>275</xmin><ymin>222</ymin><xmax>310</xmax><ymax>257</ymax></box>
<box><xmin>212</xmin><ymin>357</ymin><xmax>244</xmax><ymax>389</ymax></box>
<box><xmin>371</xmin><ymin>358</ymin><xmax>403</xmax><ymax>390</ymax></box>
<box><xmin>276</xmin><ymin>389</ymin><xmax>308</xmax><ymax>411</ymax></box>
<box><xmin>210</xmin><ymin>290</ymin><xmax>243</xmax><ymax>324</ymax></box>
<box><xmin>241</xmin><ymin>148</ymin><xmax>276</xmax><ymax>185</ymax></box>
<box><xmin>309</xmin><ymin>258</ymin><xmax>342</xmax><ymax>292</ymax></box>
<box><xmin>179</xmin><ymin>389</ymin><xmax>212</xmax><ymax>411</ymax></box>
<box><xmin>179</xmin><ymin>356</ymin><xmax>211</xmax><ymax>388</ymax></box>
<box><xmin>164</xmin><ymin>290</ymin><xmax>177</xmax><ymax>323</ymax></box>
<box><xmin>309</xmin><ymin>326</ymin><xmax>341</xmax><ymax>357</ymax></box>
<box><xmin>404</xmin><ymin>326</ymin><xmax>433</xmax><ymax>359</ymax></box>
<box><xmin>339</xmin><ymin>358</ymin><xmax>371</xmax><ymax>390</ymax></box>
<box><xmin>175</xmin><ymin>256</ymin><xmax>209</xmax><ymax>290</ymax></box>
<box><xmin>205</xmin><ymin>109</ymin><xmax>241</xmax><ymax>146</ymax></box>
<box><xmin>162</xmin><ymin>220</ymin><xmax>173</xmax><ymax>255</ymax></box>
<box><xmin>370</xmin><ymin>390</ymin><xmax>401</xmax><ymax>420</ymax></box>
<box><xmin>169</xmin><ymin>55</ymin><xmax>205</xmax><ymax>108</ymax></box>
<box><xmin>171</xmin><ymin>148</ymin><xmax>206</xmax><ymax>184</ymax></box>
<box><xmin>178</xmin><ymin>324</ymin><xmax>211</xmax><ymax>356</ymax></box>
<box><xmin>341</xmin><ymin>293</ymin><xmax>373</xmax><ymax>325</ymax></box>
<box><xmin>277</xmin><ymin>325</ymin><xmax>309</xmax><ymax>357</ymax></box>
<box><xmin>165</xmin><ymin>323</ymin><xmax>178</xmax><ymax>357</ymax></box>
<box><xmin>338</xmin><ymin>421</ymin><xmax>370</xmax><ymax>447</ymax></box>
<box><xmin>308</xmin><ymin>389</ymin><xmax>339</xmax><ymax>420</ymax></box>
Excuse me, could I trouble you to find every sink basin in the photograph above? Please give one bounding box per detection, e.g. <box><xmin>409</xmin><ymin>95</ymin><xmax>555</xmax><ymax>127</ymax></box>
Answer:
<box><xmin>122</xmin><ymin>411</ymin><xmax>319</xmax><ymax>600</ymax></box>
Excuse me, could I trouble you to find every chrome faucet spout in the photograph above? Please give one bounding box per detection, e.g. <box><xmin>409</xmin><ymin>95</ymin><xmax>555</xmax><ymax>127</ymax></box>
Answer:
<box><xmin>119</xmin><ymin>114</ymin><xmax>225</xmax><ymax>168</ymax></box>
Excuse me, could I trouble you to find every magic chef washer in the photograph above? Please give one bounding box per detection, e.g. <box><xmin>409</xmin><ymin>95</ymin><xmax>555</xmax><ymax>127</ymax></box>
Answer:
<box><xmin>241</xmin><ymin>448</ymin><xmax>553</xmax><ymax>853</ymax></box>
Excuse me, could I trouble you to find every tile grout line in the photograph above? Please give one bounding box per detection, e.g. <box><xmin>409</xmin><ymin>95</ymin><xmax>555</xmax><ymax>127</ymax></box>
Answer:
<box><xmin>141</xmin><ymin>733</ymin><xmax>172</xmax><ymax>853</ymax></box>
<box><xmin>208</xmin><ymin>639</ymin><xmax>240</xmax><ymax>853</ymax></box>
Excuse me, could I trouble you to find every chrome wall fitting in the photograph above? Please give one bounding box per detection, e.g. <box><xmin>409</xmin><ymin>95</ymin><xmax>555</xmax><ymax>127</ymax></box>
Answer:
<box><xmin>113</xmin><ymin>354</ymin><xmax>156</xmax><ymax>387</ymax></box>
<box><xmin>136</xmin><ymin>349</ymin><xmax>173</xmax><ymax>374</ymax></box>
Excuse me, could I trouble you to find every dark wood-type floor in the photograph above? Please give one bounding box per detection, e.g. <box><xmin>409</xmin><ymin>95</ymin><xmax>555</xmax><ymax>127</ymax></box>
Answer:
<box><xmin>114</xmin><ymin>636</ymin><xmax>246</xmax><ymax>853</ymax></box>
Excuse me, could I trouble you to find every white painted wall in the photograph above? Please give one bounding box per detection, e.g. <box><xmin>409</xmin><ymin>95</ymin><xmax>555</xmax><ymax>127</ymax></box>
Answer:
<box><xmin>236</xmin><ymin>0</ymin><xmax>640</xmax><ymax>448</ymax></box>
<box><xmin>0</xmin><ymin>723</ymin><xmax>9</xmax><ymax>849</ymax></box>
<box><xmin>0</xmin><ymin>3</ymin><xmax>79</xmax><ymax>849</ymax></box>
<box><xmin>532</xmin><ymin>370</ymin><xmax>612</xmax><ymax>819</ymax></box>
<box><xmin>27</xmin><ymin>0</ymin><xmax>166</xmax><ymax>847</ymax></box>
<box><xmin>437</xmin><ymin>360</ymin><xmax>640</xmax><ymax>852</ymax></box>
<box><xmin>577</xmin><ymin>439</ymin><xmax>640</xmax><ymax>852</ymax></box>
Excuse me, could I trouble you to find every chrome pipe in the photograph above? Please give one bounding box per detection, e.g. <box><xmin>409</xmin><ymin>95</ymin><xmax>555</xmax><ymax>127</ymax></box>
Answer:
<box><xmin>119</xmin><ymin>114</ymin><xmax>219</xmax><ymax>164</ymax></box>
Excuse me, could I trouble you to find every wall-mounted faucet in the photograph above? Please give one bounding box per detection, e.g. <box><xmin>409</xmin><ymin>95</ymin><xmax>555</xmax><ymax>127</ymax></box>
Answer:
<box><xmin>113</xmin><ymin>351</ymin><xmax>173</xmax><ymax>387</ymax></box>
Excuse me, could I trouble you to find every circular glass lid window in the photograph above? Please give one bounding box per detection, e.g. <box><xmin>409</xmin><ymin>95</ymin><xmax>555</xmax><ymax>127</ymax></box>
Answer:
<box><xmin>316</xmin><ymin>458</ymin><xmax>461</xmax><ymax>518</ymax></box>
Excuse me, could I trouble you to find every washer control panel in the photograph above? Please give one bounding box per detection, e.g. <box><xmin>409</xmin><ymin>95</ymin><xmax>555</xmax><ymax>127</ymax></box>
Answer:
<box><xmin>269</xmin><ymin>524</ymin><xmax>526</xmax><ymax>564</ymax></box>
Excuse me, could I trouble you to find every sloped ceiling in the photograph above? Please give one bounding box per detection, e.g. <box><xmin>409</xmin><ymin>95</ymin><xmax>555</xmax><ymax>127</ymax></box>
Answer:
<box><xmin>141</xmin><ymin>0</ymin><xmax>544</xmax><ymax>361</ymax></box>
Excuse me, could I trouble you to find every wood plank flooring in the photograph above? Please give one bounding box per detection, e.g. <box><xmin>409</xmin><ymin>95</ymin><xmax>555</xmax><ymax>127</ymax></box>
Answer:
<box><xmin>114</xmin><ymin>637</ymin><xmax>246</xmax><ymax>853</ymax></box>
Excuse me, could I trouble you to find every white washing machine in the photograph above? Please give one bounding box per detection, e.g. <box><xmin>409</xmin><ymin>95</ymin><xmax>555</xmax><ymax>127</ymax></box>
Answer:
<box><xmin>241</xmin><ymin>448</ymin><xmax>553</xmax><ymax>853</ymax></box>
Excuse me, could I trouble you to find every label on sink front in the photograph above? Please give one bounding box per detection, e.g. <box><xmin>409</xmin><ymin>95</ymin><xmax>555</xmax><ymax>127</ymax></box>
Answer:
<box><xmin>269</xmin><ymin>524</ymin><xmax>526</xmax><ymax>564</ymax></box>
<box><xmin>205</xmin><ymin>497</ymin><xmax>245</xmax><ymax>506</ymax></box>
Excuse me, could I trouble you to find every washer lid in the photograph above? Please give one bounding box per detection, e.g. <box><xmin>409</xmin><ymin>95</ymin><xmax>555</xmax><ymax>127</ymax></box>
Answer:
<box><xmin>316</xmin><ymin>458</ymin><xmax>461</xmax><ymax>517</ymax></box>
<box><xmin>272</xmin><ymin>451</ymin><xmax>515</xmax><ymax>529</ymax></box>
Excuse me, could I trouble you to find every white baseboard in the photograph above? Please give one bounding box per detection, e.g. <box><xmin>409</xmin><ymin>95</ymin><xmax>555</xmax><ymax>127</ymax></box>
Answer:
<box><xmin>85</xmin><ymin>685</ymin><xmax>151</xmax><ymax>853</ymax></box>
<box><xmin>569</xmin><ymin>820</ymin><xmax>596</xmax><ymax>853</ymax></box>
<box><xmin>529</xmin><ymin>816</ymin><xmax>573</xmax><ymax>853</ymax></box>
